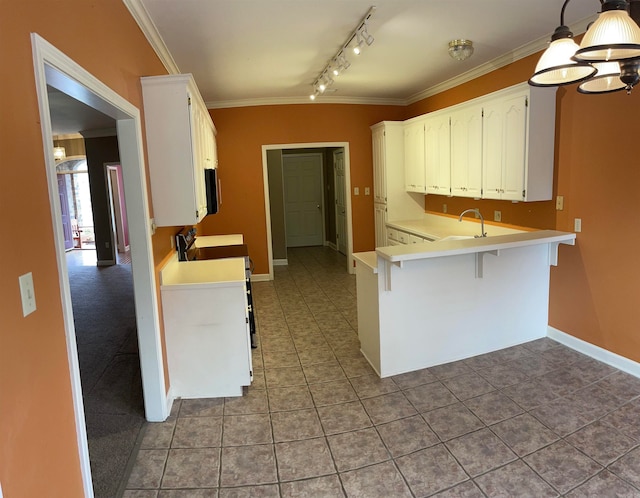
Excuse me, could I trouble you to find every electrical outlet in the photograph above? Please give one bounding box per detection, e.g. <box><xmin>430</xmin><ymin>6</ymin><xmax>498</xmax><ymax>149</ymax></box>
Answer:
<box><xmin>474</xmin><ymin>210</ymin><xmax>480</xmax><ymax>219</ymax></box>
<box><xmin>354</xmin><ymin>187</ymin><xmax>359</xmax><ymax>195</ymax></box>
<box><xmin>443</xmin><ymin>203</ymin><xmax>447</xmax><ymax>214</ymax></box>
<box><xmin>19</xmin><ymin>272</ymin><xmax>37</xmax><ymax>317</ymax></box>
<box><xmin>150</xmin><ymin>218</ymin><xmax>157</xmax><ymax>235</ymax></box>
<box><xmin>574</xmin><ymin>218</ymin><xmax>582</xmax><ymax>232</ymax></box>
<box><xmin>364</xmin><ymin>187</ymin><xmax>370</xmax><ymax>195</ymax></box>
<box><xmin>494</xmin><ymin>210</ymin><xmax>502</xmax><ymax>222</ymax></box>
<box><xmin>556</xmin><ymin>195</ymin><xmax>564</xmax><ymax>210</ymax></box>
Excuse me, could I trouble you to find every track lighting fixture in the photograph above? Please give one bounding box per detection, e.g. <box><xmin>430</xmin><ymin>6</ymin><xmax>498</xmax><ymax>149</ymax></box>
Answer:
<box><xmin>309</xmin><ymin>6</ymin><xmax>376</xmax><ymax>100</ymax></box>
<box><xmin>529</xmin><ymin>0</ymin><xmax>640</xmax><ymax>94</ymax></box>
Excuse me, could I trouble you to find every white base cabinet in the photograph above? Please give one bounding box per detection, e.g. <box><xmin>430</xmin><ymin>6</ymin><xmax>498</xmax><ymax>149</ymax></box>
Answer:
<box><xmin>160</xmin><ymin>257</ymin><xmax>252</xmax><ymax>398</ymax></box>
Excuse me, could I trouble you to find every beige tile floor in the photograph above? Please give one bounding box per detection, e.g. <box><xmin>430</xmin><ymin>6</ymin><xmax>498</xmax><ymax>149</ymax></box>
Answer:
<box><xmin>124</xmin><ymin>246</ymin><xmax>640</xmax><ymax>497</ymax></box>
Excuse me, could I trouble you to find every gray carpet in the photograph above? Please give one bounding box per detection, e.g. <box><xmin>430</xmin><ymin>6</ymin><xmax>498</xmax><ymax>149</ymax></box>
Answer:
<box><xmin>68</xmin><ymin>262</ymin><xmax>145</xmax><ymax>498</ymax></box>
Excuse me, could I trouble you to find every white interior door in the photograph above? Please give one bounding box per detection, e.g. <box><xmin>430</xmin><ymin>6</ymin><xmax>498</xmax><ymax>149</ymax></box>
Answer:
<box><xmin>334</xmin><ymin>150</ymin><xmax>347</xmax><ymax>255</ymax></box>
<box><xmin>283</xmin><ymin>153</ymin><xmax>323</xmax><ymax>247</ymax></box>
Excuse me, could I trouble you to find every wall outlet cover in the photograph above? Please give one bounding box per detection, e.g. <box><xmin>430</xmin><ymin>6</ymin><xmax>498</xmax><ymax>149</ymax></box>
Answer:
<box><xmin>556</xmin><ymin>195</ymin><xmax>564</xmax><ymax>210</ymax></box>
<box><xmin>19</xmin><ymin>272</ymin><xmax>37</xmax><ymax>317</ymax></box>
<box><xmin>354</xmin><ymin>187</ymin><xmax>360</xmax><ymax>195</ymax></box>
<box><xmin>494</xmin><ymin>210</ymin><xmax>502</xmax><ymax>222</ymax></box>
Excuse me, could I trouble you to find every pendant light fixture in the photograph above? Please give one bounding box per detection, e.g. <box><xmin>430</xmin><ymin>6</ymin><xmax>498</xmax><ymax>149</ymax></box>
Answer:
<box><xmin>530</xmin><ymin>0</ymin><xmax>640</xmax><ymax>94</ymax></box>
<box><xmin>529</xmin><ymin>0</ymin><xmax>596</xmax><ymax>86</ymax></box>
<box><xmin>574</xmin><ymin>0</ymin><xmax>640</xmax><ymax>62</ymax></box>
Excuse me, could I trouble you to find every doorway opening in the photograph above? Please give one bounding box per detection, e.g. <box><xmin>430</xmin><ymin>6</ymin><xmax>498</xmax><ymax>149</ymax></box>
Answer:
<box><xmin>33</xmin><ymin>33</ymin><xmax>167</xmax><ymax>497</ymax></box>
<box><xmin>56</xmin><ymin>155</ymin><xmax>96</xmax><ymax>254</ymax></box>
<box><xmin>262</xmin><ymin>143</ymin><xmax>353</xmax><ymax>280</ymax></box>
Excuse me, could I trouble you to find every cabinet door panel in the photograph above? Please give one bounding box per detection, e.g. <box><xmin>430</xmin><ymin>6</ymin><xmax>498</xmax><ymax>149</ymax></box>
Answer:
<box><xmin>372</xmin><ymin>128</ymin><xmax>387</xmax><ymax>203</ymax></box>
<box><xmin>436</xmin><ymin>116</ymin><xmax>451</xmax><ymax>193</ymax></box>
<box><xmin>502</xmin><ymin>96</ymin><xmax>527</xmax><ymax>201</ymax></box>
<box><xmin>482</xmin><ymin>102</ymin><xmax>504</xmax><ymax>200</ymax></box>
<box><xmin>374</xmin><ymin>204</ymin><xmax>387</xmax><ymax>247</ymax></box>
<box><xmin>404</xmin><ymin>121</ymin><xmax>425</xmax><ymax>192</ymax></box>
<box><xmin>451</xmin><ymin>106</ymin><xmax>482</xmax><ymax>198</ymax></box>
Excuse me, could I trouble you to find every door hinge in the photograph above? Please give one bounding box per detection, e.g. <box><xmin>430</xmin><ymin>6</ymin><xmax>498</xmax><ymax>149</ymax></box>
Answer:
<box><xmin>522</xmin><ymin>189</ymin><xmax>526</xmax><ymax>198</ymax></box>
<box><xmin>525</xmin><ymin>97</ymin><xmax>529</xmax><ymax>107</ymax></box>
<box><xmin>188</xmin><ymin>96</ymin><xmax>191</xmax><ymax>106</ymax></box>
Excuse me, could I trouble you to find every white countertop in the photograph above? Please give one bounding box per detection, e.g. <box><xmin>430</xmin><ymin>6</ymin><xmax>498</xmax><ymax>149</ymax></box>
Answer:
<box><xmin>376</xmin><ymin>230</ymin><xmax>576</xmax><ymax>264</ymax></box>
<box><xmin>195</xmin><ymin>234</ymin><xmax>243</xmax><ymax>248</ymax></box>
<box><xmin>387</xmin><ymin>213</ymin><xmax>525</xmax><ymax>240</ymax></box>
<box><xmin>161</xmin><ymin>254</ymin><xmax>246</xmax><ymax>288</ymax></box>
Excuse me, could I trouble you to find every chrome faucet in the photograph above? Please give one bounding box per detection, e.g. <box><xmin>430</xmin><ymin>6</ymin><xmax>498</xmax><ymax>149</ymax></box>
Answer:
<box><xmin>458</xmin><ymin>208</ymin><xmax>487</xmax><ymax>237</ymax></box>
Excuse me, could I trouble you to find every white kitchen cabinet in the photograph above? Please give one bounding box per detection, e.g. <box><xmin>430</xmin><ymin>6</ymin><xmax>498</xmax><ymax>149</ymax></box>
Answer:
<box><xmin>482</xmin><ymin>84</ymin><xmax>556</xmax><ymax>202</ymax></box>
<box><xmin>374</xmin><ymin>203</ymin><xmax>388</xmax><ymax>248</ymax></box>
<box><xmin>160</xmin><ymin>257</ymin><xmax>252</xmax><ymax>398</ymax></box>
<box><xmin>371</xmin><ymin>122</ymin><xmax>424</xmax><ymax>248</ymax></box>
<box><xmin>425</xmin><ymin>111</ymin><xmax>451</xmax><ymax>196</ymax></box>
<box><xmin>403</xmin><ymin>117</ymin><xmax>426</xmax><ymax>193</ymax></box>
<box><xmin>450</xmin><ymin>103</ymin><xmax>483</xmax><ymax>198</ymax></box>
<box><xmin>141</xmin><ymin>74</ymin><xmax>218</xmax><ymax>227</ymax></box>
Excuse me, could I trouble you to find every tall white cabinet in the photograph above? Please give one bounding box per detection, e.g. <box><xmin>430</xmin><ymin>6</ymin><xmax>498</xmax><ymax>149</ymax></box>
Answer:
<box><xmin>141</xmin><ymin>74</ymin><xmax>218</xmax><ymax>227</ymax></box>
<box><xmin>371</xmin><ymin>122</ymin><xmax>424</xmax><ymax>248</ymax></box>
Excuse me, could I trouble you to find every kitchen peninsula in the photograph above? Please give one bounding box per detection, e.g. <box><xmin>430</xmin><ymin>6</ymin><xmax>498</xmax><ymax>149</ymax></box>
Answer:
<box><xmin>354</xmin><ymin>214</ymin><xmax>575</xmax><ymax>378</ymax></box>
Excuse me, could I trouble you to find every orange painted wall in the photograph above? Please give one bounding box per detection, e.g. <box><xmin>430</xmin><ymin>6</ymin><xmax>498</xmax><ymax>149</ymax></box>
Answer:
<box><xmin>0</xmin><ymin>1</ymin><xmax>166</xmax><ymax>496</ymax></box>
<box><xmin>202</xmin><ymin>104</ymin><xmax>406</xmax><ymax>274</ymax></box>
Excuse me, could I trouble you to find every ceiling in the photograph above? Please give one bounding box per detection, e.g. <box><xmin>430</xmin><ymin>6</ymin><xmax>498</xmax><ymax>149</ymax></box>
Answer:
<box><xmin>132</xmin><ymin>0</ymin><xmax>598</xmax><ymax>108</ymax></box>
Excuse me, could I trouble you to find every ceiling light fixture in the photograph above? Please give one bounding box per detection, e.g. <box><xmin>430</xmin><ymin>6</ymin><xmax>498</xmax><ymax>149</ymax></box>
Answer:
<box><xmin>448</xmin><ymin>39</ymin><xmax>474</xmax><ymax>61</ymax></box>
<box><xmin>530</xmin><ymin>0</ymin><xmax>640</xmax><ymax>94</ymax></box>
<box><xmin>309</xmin><ymin>6</ymin><xmax>376</xmax><ymax>101</ymax></box>
<box><xmin>53</xmin><ymin>146</ymin><xmax>66</xmax><ymax>161</ymax></box>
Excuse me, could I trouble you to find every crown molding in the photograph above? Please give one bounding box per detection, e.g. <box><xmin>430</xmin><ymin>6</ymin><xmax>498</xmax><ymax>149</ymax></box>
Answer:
<box><xmin>206</xmin><ymin>95</ymin><xmax>406</xmax><ymax>109</ymax></box>
<box><xmin>122</xmin><ymin>0</ymin><xmax>180</xmax><ymax>75</ymax></box>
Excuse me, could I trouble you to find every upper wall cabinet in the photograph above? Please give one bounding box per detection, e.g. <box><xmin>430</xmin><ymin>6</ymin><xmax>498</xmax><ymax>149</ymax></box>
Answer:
<box><xmin>141</xmin><ymin>74</ymin><xmax>217</xmax><ymax>227</ymax></box>
<box><xmin>450</xmin><ymin>103</ymin><xmax>483</xmax><ymax>198</ymax></box>
<box><xmin>404</xmin><ymin>117</ymin><xmax>426</xmax><ymax>193</ymax></box>
<box><xmin>482</xmin><ymin>84</ymin><xmax>556</xmax><ymax>202</ymax></box>
<box><xmin>424</xmin><ymin>111</ymin><xmax>451</xmax><ymax>196</ymax></box>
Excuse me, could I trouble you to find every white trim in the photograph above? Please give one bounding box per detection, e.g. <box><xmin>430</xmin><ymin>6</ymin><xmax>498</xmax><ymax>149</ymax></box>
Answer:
<box><xmin>121</xmin><ymin>0</ymin><xmax>180</xmax><ymax>75</ymax></box>
<box><xmin>273</xmin><ymin>259</ymin><xmax>289</xmax><ymax>266</ymax></box>
<box><xmin>31</xmin><ymin>33</ymin><xmax>170</xmax><ymax>497</ymax></box>
<box><xmin>326</xmin><ymin>241</ymin><xmax>338</xmax><ymax>251</ymax></box>
<box><xmin>206</xmin><ymin>95</ymin><xmax>406</xmax><ymax>109</ymax></box>
<box><xmin>548</xmin><ymin>326</ymin><xmax>640</xmax><ymax>379</ymax></box>
<box><xmin>262</xmin><ymin>143</ymin><xmax>354</xmax><ymax>278</ymax></box>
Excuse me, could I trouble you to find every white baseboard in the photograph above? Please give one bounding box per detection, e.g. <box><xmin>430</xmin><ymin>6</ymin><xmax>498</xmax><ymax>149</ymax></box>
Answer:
<box><xmin>326</xmin><ymin>241</ymin><xmax>337</xmax><ymax>250</ymax></box>
<box><xmin>251</xmin><ymin>273</ymin><xmax>271</xmax><ymax>282</ymax></box>
<box><xmin>273</xmin><ymin>259</ymin><xmax>288</xmax><ymax>266</ymax></box>
<box><xmin>548</xmin><ymin>326</ymin><xmax>640</xmax><ymax>379</ymax></box>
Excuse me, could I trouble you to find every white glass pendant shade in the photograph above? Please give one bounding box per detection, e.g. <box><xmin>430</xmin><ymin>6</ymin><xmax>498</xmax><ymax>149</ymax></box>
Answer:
<box><xmin>574</xmin><ymin>9</ymin><xmax>640</xmax><ymax>62</ymax></box>
<box><xmin>529</xmin><ymin>37</ymin><xmax>596</xmax><ymax>86</ymax></box>
<box><xmin>578</xmin><ymin>61</ymin><xmax>625</xmax><ymax>93</ymax></box>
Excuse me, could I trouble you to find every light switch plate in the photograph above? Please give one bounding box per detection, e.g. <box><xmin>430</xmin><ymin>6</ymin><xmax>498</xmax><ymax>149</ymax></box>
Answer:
<box><xmin>19</xmin><ymin>272</ymin><xmax>37</xmax><ymax>317</ymax></box>
<box><xmin>574</xmin><ymin>218</ymin><xmax>582</xmax><ymax>233</ymax></box>
<box><xmin>556</xmin><ymin>195</ymin><xmax>564</xmax><ymax>210</ymax></box>
<box><xmin>354</xmin><ymin>187</ymin><xmax>360</xmax><ymax>195</ymax></box>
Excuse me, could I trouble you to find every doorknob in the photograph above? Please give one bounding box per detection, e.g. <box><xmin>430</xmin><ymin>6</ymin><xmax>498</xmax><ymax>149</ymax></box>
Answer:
<box><xmin>317</xmin><ymin>204</ymin><xmax>321</xmax><ymax>209</ymax></box>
